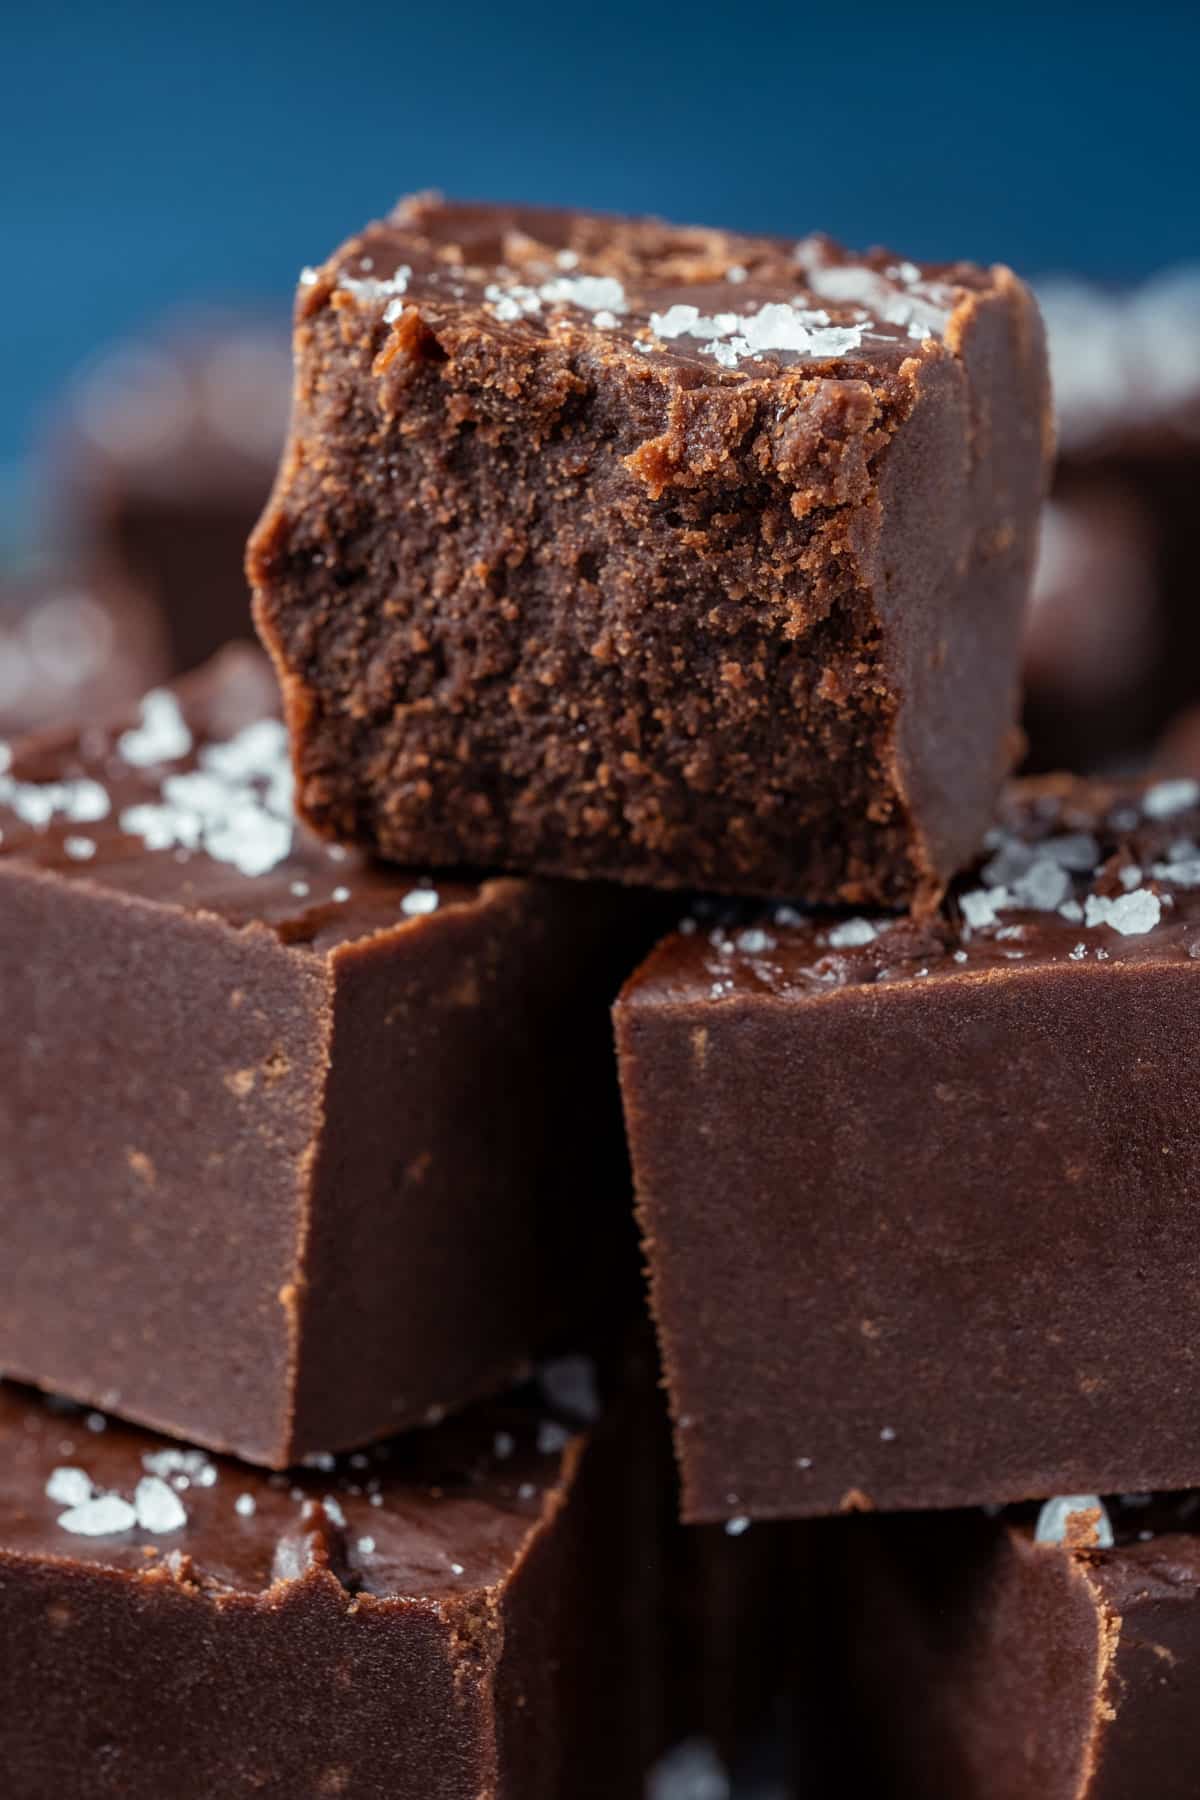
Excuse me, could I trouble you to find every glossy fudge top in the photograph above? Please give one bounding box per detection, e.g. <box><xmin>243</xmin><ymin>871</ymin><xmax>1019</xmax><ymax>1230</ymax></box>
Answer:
<box><xmin>630</xmin><ymin>774</ymin><xmax>1200</xmax><ymax>1003</ymax></box>
<box><xmin>0</xmin><ymin>1379</ymin><xmax>584</xmax><ymax>1601</ymax></box>
<box><xmin>306</xmin><ymin>192</ymin><xmax>998</xmax><ymax>382</ymax></box>
<box><xmin>0</xmin><ymin>647</ymin><xmax>481</xmax><ymax>951</ymax></box>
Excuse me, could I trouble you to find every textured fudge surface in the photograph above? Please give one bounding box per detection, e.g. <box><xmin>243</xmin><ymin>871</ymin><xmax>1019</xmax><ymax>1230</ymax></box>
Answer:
<box><xmin>59</xmin><ymin>317</ymin><xmax>292</xmax><ymax>674</ymax></box>
<box><xmin>0</xmin><ymin>648</ymin><xmax>651</xmax><ymax>1465</ymax></box>
<box><xmin>250</xmin><ymin>194</ymin><xmax>1050</xmax><ymax>906</ymax></box>
<box><xmin>616</xmin><ymin>772</ymin><xmax>1200</xmax><ymax>1521</ymax></box>
<box><xmin>843</xmin><ymin>1497</ymin><xmax>1200</xmax><ymax>1800</ymax></box>
<box><xmin>0</xmin><ymin>1379</ymin><xmax>658</xmax><ymax>1800</ymax></box>
<box><xmin>0</xmin><ymin>567</ymin><xmax>168</xmax><ymax>739</ymax></box>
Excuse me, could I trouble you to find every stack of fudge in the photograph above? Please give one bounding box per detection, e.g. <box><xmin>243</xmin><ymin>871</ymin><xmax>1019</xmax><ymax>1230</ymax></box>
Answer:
<box><xmin>5</xmin><ymin>193</ymin><xmax>1200</xmax><ymax>1799</ymax></box>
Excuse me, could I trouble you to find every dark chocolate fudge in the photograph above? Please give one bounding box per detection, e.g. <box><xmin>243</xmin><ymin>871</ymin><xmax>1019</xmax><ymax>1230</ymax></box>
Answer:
<box><xmin>0</xmin><ymin>648</ymin><xmax>656</xmax><ymax>1465</ymax></box>
<box><xmin>617</xmin><ymin>772</ymin><xmax>1200</xmax><ymax>1521</ymax></box>
<box><xmin>0</xmin><ymin>1378</ymin><xmax>663</xmax><ymax>1799</ymax></box>
<box><xmin>841</xmin><ymin>1493</ymin><xmax>1200</xmax><ymax>1799</ymax></box>
<box><xmin>0</xmin><ymin>565</ymin><xmax>168</xmax><ymax>737</ymax></box>
<box><xmin>57</xmin><ymin>316</ymin><xmax>291</xmax><ymax>674</ymax></box>
<box><xmin>249</xmin><ymin>194</ymin><xmax>1050</xmax><ymax>907</ymax></box>
<box><xmin>1022</xmin><ymin>273</ymin><xmax>1200</xmax><ymax>772</ymax></box>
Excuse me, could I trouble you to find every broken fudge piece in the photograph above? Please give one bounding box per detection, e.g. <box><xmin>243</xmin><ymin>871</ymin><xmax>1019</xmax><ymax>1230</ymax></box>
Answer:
<box><xmin>249</xmin><ymin>194</ymin><xmax>1050</xmax><ymax>907</ymax></box>
<box><xmin>0</xmin><ymin>1377</ymin><xmax>664</xmax><ymax>1800</ymax></box>
<box><xmin>56</xmin><ymin>316</ymin><xmax>291</xmax><ymax>674</ymax></box>
<box><xmin>615</xmin><ymin>772</ymin><xmax>1200</xmax><ymax>1521</ymax></box>
<box><xmin>841</xmin><ymin>1492</ymin><xmax>1200</xmax><ymax>1799</ymax></box>
<box><xmin>0</xmin><ymin>565</ymin><xmax>168</xmax><ymax>738</ymax></box>
<box><xmin>1022</xmin><ymin>272</ymin><xmax>1200</xmax><ymax>771</ymax></box>
<box><xmin>0</xmin><ymin>647</ymin><xmax>657</xmax><ymax>1465</ymax></box>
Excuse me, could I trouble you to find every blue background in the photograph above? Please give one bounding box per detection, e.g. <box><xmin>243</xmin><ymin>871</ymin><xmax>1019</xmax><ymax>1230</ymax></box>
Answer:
<box><xmin>2</xmin><ymin>0</ymin><xmax>1197</xmax><ymax>474</ymax></box>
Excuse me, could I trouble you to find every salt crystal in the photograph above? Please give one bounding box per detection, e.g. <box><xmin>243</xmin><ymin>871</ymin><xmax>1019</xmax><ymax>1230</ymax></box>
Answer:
<box><xmin>134</xmin><ymin>1475</ymin><xmax>187</xmax><ymax>1533</ymax></box>
<box><xmin>827</xmin><ymin>917</ymin><xmax>877</xmax><ymax>949</ymax></box>
<box><xmin>290</xmin><ymin>880</ymin><xmax>310</xmax><ymax>897</ymax></box>
<box><xmin>63</xmin><ymin>835</ymin><xmax>96</xmax><ymax>860</ymax></box>
<box><xmin>119</xmin><ymin>691</ymin><xmax>192</xmax><ymax>767</ymax></box>
<box><xmin>539</xmin><ymin>1354</ymin><xmax>601</xmax><ymax>1423</ymax></box>
<box><xmin>58</xmin><ymin>1493</ymin><xmax>137</xmax><ymax>1536</ymax></box>
<box><xmin>357</xmin><ymin>1535</ymin><xmax>376</xmax><ymax>1555</ymax></box>
<box><xmin>450</xmin><ymin>1561</ymin><xmax>464</xmax><ymax>1575</ymax></box>
<box><xmin>1118</xmin><ymin>864</ymin><xmax>1144</xmax><ymax>891</ymax></box>
<box><xmin>960</xmin><ymin>887</ymin><xmax>1007</xmax><ymax>929</ymax></box>
<box><xmin>536</xmin><ymin>1420</ymin><xmax>570</xmax><ymax>1455</ymax></box>
<box><xmin>401</xmin><ymin>888</ymin><xmax>439</xmax><ymax>916</ymax></box>
<box><xmin>303</xmin><ymin>1451</ymin><xmax>337</xmax><ymax>1472</ymax></box>
<box><xmin>299</xmin><ymin>267</ymin><xmax>319</xmax><ymax>287</ymax></box>
<box><xmin>322</xmin><ymin>1495</ymin><xmax>347</xmax><ymax>1528</ymax></box>
<box><xmin>735</xmin><ymin>927</ymin><xmax>775</xmax><ymax>955</ymax></box>
<box><xmin>879</xmin><ymin>1426</ymin><xmax>897</xmax><ymax>1442</ymax></box>
<box><xmin>85</xmin><ymin>1412</ymin><xmax>107</xmax><ymax>1433</ymax></box>
<box><xmin>1012</xmin><ymin>858</ymin><xmax>1070</xmax><ymax>911</ymax></box>
<box><xmin>1084</xmin><ymin>889</ymin><xmax>1162</xmax><ymax>936</ymax></box>
<box><xmin>1034</xmin><ymin>1494</ymin><xmax>1114</xmax><ymax>1548</ymax></box>
<box><xmin>1058</xmin><ymin>899</ymin><xmax>1084</xmax><ymax>922</ymax></box>
<box><xmin>538</xmin><ymin>274</ymin><xmax>627</xmax><ymax>315</ymax></box>
<box><xmin>725</xmin><ymin>266</ymin><xmax>748</xmax><ymax>283</ymax></box>
<box><xmin>143</xmin><ymin>1447</ymin><xmax>217</xmax><ymax>1488</ymax></box>
<box><xmin>646</xmin><ymin>1738</ymin><xmax>731</xmax><ymax>1800</ymax></box>
<box><xmin>235</xmin><ymin>1493</ymin><xmax>256</xmax><ymax>1518</ymax></box>
<box><xmin>517</xmin><ymin>1482</ymin><xmax>537</xmax><ymax>1501</ymax></box>
<box><xmin>724</xmin><ymin>1516</ymin><xmax>750</xmax><ymax>1537</ymax></box>
<box><xmin>493</xmin><ymin>1431</ymin><xmax>516</xmax><ymax>1460</ymax></box>
<box><xmin>1143</xmin><ymin>779</ymin><xmax>1200</xmax><ymax>820</ymax></box>
<box><xmin>331</xmin><ymin>886</ymin><xmax>350</xmax><ymax>903</ymax></box>
<box><xmin>45</xmin><ymin>1466</ymin><xmax>93</xmax><ymax>1507</ymax></box>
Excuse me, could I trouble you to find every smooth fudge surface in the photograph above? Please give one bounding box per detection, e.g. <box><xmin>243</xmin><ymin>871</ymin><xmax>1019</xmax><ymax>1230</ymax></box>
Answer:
<box><xmin>0</xmin><ymin>647</ymin><xmax>653</xmax><ymax>1465</ymax></box>
<box><xmin>250</xmin><ymin>194</ymin><xmax>1050</xmax><ymax>907</ymax></box>
<box><xmin>616</xmin><ymin>772</ymin><xmax>1200</xmax><ymax>1521</ymax></box>
<box><xmin>843</xmin><ymin>1496</ymin><xmax>1200</xmax><ymax>1799</ymax></box>
<box><xmin>59</xmin><ymin>317</ymin><xmax>291</xmax><ymax>675</ymax></box>
<box><xmin>0</xmin><ymin>1378</ymin><xmax>660</xmax><ymax>1799</ymax></box>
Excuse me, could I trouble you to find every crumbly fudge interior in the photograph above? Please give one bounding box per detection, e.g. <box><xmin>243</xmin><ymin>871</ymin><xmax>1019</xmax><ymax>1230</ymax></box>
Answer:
<box><xmin>253</xmin><ymin>198</ymin><xmax>1005</xmax><ymax>902</ymax></box>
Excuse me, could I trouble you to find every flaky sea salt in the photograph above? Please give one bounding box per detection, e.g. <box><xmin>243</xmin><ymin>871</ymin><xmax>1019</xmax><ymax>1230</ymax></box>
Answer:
<box><xmin>134</xmin><ymin>1475</ymin><xmax>187</xmax><ymax>1533</ymax></box>
<box><xmin>118</xmin><ymin>690</ymin><xmax>193</xmax><ymax>767</ymax></box>
<box><xmin>357</xmin><ymin>1535</ymin><xmax>376</xmax><ymax>1555</ymax></box>
<box><xmin>827</xmin><ymin>917</ymin><xmax>877</xmax><ymax>949</ymax></box>
<box><xmin>1035</xmin><ymin>1494</ymin><xmax>1114</xmax><ymax>1548</ymax></box>
<box><xmin>58</xmin><ymin>1493</ymin><xmax>137</xmax><ymax>1536</ymax></box>
<box><xmin>1084</xmin><ymin>890</ymin><xmax>1162</xmax><ymax>936</ymax></box>
<box><xmin>143</xmin><ymin>1447</ymin><xmax>217</xmax><ymax>1489</ymax></box>
<box><xmin>539</xmin><ymin>1354</ymin><xmax>601</xmax><ymax>1423</ymax></box>
<box><xmin>536</xmin><ymin>1420</ymin><xmax>570</xmax><ymax>1456</ymax></box>
<box><xmin>1142</xmin><ymin>778</ymin><xmax>1200</xmax><ymax>820</ymax></box>
<box><xmin>646</xmin><ymin>1738</ymin><xmax>731</xmax><ymax>1800</ymax></box>
<box><xmin>45</xmin><ymin>1466</ymin><xmax>93</xmax><ymax>1507</ymax></box>
<box><xmin>235</xmin><ymin>1493</ymin><xmax>256</xmax><ymax>1518</ymax></box>
<box><xmin>724</xmin><ymin>1516</ymin><xmax>750</xmax><ymax>1537</ymax></box>
<box><xmin>401</xmin><ymin>887</ymin><xmax>439</xmax><ymax>917</ymax></box>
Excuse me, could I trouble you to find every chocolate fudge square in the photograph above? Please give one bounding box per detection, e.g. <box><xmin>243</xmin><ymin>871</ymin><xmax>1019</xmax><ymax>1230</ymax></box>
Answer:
<box><xmin>56</xmin><ymin>316</ymin><xmax>291</xmax><ymax>675</ymax></box>
<box><xmin>0</xmin><ymin>648</ymin><xmax>655</xmax><ymax>1465</ymax></box>
<box><xmin>249</xmin><ymin>195</ymin><xmax>1051</xmax><ymax>907</ymax></box>
<box><xmin>0</xmin><ymin>1378</ymin><xmax>664</xmax><ymax>1800</ymax></box>
<box><xmin>841</xmin><ymin>1494</ymin><xmax>1200</xmax><ymax>1799</ymax></box>
<box><xmin>616</xmin><ymin>773</ymin><xmax>1200</xmax><ymax>1521</ymax></box>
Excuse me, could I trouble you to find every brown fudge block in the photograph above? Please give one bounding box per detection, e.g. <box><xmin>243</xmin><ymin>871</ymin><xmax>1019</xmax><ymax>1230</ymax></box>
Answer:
<box><xmin>56</xmin><ymin>316</ymin><xmax>291</xmax><ymax>674</ymax></box>
<box><xmin>1022</xmin><ymin>273</ymin><xmax>1200</xmax><ymax>772</ymax></box>
<box><xmin>0</xmin><ymin>1376</ymin><xmax>665</xmax><ymax>1799</ymax></box>
<box><xmin>840</xmin><ymin>1494</ymin><xmax>1200</xmax><ymax>1799</ymax></box>
<box><xmin>0</xmin><ymin>565</ymin><xmax>168</xmax><ymax>737</ymax></box>
<box><xmin>249</xmin><ymin>194</ymin><xmax>1050</xmax><ymax>907</ymax></box>
<box><xmin>0</xmin><ymin>647</ymin><xmax>656</xmax><ymax>1465</ymax></box>
<box><xmin>616</xmin><ymin>772</ymin><xmax>1200</xmax><ymax>1522</ymax></box>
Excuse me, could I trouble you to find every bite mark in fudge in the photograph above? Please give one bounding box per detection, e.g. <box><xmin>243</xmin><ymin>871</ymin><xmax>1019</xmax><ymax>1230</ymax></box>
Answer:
<box><xmin>615</xmin><ymin>773</ymin><xmax>1200</xmax><ymax>1522</ymax></box>
<box><xmin>0</xmin><ymin>647</ymin><xmax>657</xmax><ymax>1465</ymax></box>
<box><xmin>841</xmin><ymin>1491</ymin><xmax>1200</xmax><ymax>1800</ymax></box>
<box><xmin>249</xmin><ymin>194</ymin><xmax>1051</xmax><ymax>906</ymax></box>
<box><xmin>0</xmin><ymin>1378</ymin><xmax>663</xmax><ymax>1800</ymax></box>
